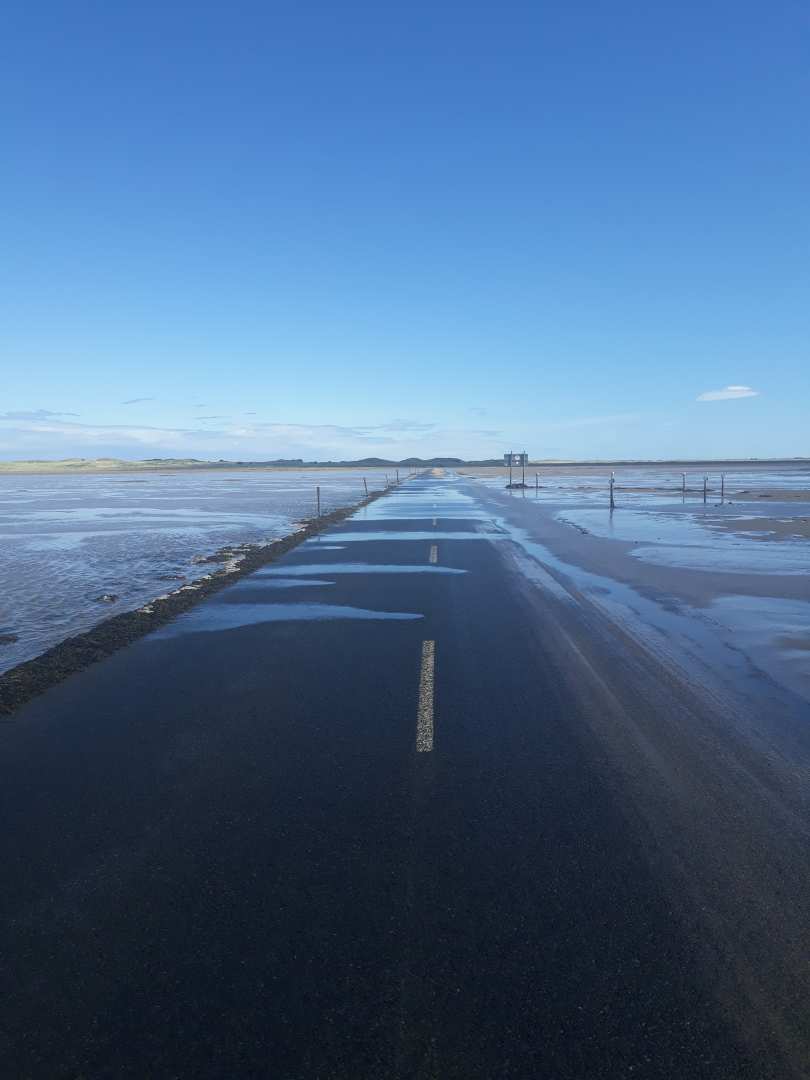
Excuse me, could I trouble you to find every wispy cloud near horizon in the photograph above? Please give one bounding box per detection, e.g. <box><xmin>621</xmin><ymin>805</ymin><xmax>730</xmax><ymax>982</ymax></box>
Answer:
<box><xmin>121</xmin><ymin>397</ymin><xmax>156</xmax><ymax>405</ymax></box>
<box><xmin>696</xmin><ymin>385</ymin><xmax>760</xmax><ymax>402</ymax></box>
<box><xmin>0</xmin><ymin>414</ymin><xmax>503</xmax><ymax>461</ymax></box>
<box><xmin>0</xmin><ymin>409</ymin><xmax>80</xmax><ymax>420</ymax></box>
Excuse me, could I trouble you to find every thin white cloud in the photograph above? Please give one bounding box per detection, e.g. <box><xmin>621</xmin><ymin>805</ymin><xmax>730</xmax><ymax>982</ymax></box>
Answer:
<box><xmin>696</xmin><ymin>385</ymin><xmax>760</xmax><ymax>402</ymax></box>
<box><xmin>0</xmin><ymin>409</ymin><xmax>80</xmax><ymax>420</ymax></box>
<box><xmin>352</xmin><ymin>419</ymin><xmax>437</xmax><ymax>435</ymax></box>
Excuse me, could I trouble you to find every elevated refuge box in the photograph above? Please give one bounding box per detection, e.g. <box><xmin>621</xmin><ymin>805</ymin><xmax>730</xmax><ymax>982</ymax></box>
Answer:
<box><xmin>504</xmin><ymin>451</ymin><xmax>530</xmax><ymax>488</ymax></box>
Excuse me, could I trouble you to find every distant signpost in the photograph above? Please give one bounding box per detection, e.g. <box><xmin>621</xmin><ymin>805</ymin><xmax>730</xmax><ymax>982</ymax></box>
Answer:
<box><xmin>504</xmin><ymin>451</ymin><xmax>529</xmax><ymax>488</ymax></box>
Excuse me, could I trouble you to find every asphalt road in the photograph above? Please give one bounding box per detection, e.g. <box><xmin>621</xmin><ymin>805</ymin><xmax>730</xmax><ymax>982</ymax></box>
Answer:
<box><xmin>2</xmin><ymin>474</ymin><xmax>809</xmax><ymax>1078</ymax></box>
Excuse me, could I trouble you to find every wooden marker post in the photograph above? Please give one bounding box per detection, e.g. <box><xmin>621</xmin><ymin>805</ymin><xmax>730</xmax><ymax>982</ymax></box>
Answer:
<box><xmin>703</xmin><ymin>475</ymin><xmax>708</xmax><ymax>503</ymax></box>
<box><xmin>610</xmin><ymin>471</ymin><xmax>616</xmax><ymax>511</ymax></box>
<box><xmin>363</xmin><ymin>477</ymin><xmax>368</xmax><ymax>496</ymax></box>
<box><xmin>682</xmin><ymin>472</ymin><xmax>686</xmax><ymax>498</ymax></box>
<box><xmin>316</xmin><ymin>485</ymin><xmax>321</xmax><ymax>517</ymax></box>
<box><xmin>721</xmin><ymin>473</ymin><xmax>725</xmax><ymax>502</ymax></box>
<box><xmin>535</xmin><ymin>473</ymin><xmax>539</xmax><ymax>493</ymax></box>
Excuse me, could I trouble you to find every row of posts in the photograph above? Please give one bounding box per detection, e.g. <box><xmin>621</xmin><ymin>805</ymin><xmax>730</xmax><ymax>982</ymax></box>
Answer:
<box><xmin>509</xmin><ymin>469</ymin><xmax>729</xmax><ymax>511</ymax></box>
<box><xmin>315</xmin><ymin>468</ymin><xmax>408</xmax><ymax>517</ymax></box>
<box><xmin>609</xmin><ymin>472</ymin><xmax>726</xmax><ymax>511</ymax></box>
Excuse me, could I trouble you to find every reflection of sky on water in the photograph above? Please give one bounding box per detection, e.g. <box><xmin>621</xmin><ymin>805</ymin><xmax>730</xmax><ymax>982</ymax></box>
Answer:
<box><xmin>235</xmin><ymin>579</ymin><xmax>334</xmax><ymax>589</ymax></box>
<box><xmin>360</xmin><ymin>478</ymin><xmax>482</xmax><ymax>513</ymax></box>
<box><xmin>709</xmin><ymin>596</ymin><xmax>810</xmax><ymax>699</ymax></box>
<box><xmin>328</xmin><ymin>531</ymin><xmax>492</xmax><ymax>542</ymax></box>
<box><xmin>630</xmin><ymin>544</ymin><xmax>808</xmax><ymax>575</ymax></box>
<box><xmin>555</xmin><ymin>506</ymin><xmax>810</xmax><ymax>575</ymax></box>
<box><xmin>256</xmin><ymin>563</ymin><xmax>466</xmax><ymax>576</ymax></box>
<box><xmin>153</xmin><ymin>603</ymin><xmax>423</xmax><ymax>637</ymax></box>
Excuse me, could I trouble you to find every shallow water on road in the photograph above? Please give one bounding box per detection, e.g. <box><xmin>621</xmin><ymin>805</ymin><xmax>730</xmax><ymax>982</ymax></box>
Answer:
<box><xmin>327</xmin><ymin>531</ymin><xmax>495</xmax><ymax>542</ymax></box>
<box><xmin>257</xmin><ymin>563</ymin><xmax>466</xmax><ymax>576</ymax></box>
<box><xmin>153</xmin><ymin>602</ymin><xmax>424</xmax><ymax>636</ymax></box>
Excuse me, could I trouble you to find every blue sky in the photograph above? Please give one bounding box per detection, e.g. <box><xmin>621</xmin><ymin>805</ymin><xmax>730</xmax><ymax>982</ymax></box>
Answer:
<box><xmin>2</xmin><ymin>1</ymin><xmax>807</xmax><ymax>461</ymax></box>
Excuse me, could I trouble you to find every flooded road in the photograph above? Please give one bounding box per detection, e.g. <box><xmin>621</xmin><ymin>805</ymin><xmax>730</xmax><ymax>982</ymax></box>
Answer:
<box><xmin>3</xmin><ymin>474</ymin><xmax>810</xmax><ymax>1077</ymax></box>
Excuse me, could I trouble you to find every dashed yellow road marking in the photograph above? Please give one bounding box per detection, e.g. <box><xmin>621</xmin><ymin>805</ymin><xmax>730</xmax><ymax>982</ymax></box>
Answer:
<box><xmin>429</xmin><ymin>544</ymin><xmax>438</xmax><ymax>564</ymax></box>
<box><xmin>416</xmin><ymin>641</ymin><xmax>435</xmax><ymax>752</ymax></box>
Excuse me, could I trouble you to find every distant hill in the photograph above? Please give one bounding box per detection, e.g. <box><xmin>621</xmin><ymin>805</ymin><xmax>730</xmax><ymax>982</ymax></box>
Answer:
<box><xmin>1</xmin><ymin>456</ymin><xmax>807</xmax><ymax>475</ymax></box>
<box><xmin>0</xmin><ymin>456</ymin><xmax>505</xmax><ymax>473</ymax></box>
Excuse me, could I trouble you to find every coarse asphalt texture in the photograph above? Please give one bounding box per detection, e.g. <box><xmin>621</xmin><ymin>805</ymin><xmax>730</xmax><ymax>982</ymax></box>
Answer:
<box><xmin>2</xmin><ymin>473</ymin><xmax>810</xmax><ymax>1078</ymax></box>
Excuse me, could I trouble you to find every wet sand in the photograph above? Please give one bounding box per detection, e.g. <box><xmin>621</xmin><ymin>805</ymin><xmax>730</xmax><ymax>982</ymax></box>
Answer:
<box><xmin>704</xmin><ymin>513</ymin><xmax>810</xmax><ymax>542</ymax></box>
<box><xmin>731</xmin><ymin>489</ymin><xmax>810</xmax><ymax>502</ymax></box>
<box><xmin>0</xmin><ymin>460</ymin><xmax>414</xmax><ymax>475</ymax></box>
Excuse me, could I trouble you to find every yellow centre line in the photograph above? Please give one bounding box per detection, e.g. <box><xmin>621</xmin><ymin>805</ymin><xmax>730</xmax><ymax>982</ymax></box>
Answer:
<box><xmin>429</xmin><ymin>544</ymin><xmax>438</xmax><ymax>564</ymax></box>
<box><xmin>416</xmin><ymin>641</ymin><xmax>435</xmax><ymax>753</ymax></box>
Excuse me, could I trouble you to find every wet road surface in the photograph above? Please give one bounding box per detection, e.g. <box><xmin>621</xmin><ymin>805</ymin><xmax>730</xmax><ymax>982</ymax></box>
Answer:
<box><xmin>2</xmin><ymin>474</ymin><xmax>810</xmax><ymax>1078</ymax></box>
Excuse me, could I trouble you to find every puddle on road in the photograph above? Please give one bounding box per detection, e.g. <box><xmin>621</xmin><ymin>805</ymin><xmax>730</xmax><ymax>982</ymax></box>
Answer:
<box><xmin>233</xmin><ymin>578</ymin><xmax>334</xmax><ymax>589</ymax></box>
<box><xmin>356</xmin><ymin>489</ymin><xmax>486</xmax><ymax>523</ymax></box>
<box><xmin>361</xmin><ymin>509</ymin><xmax>492</xmax><ymax>521</ymax></box>
<box><xmin>256</xmin><ymin>563</ymin><xmax>466</xmax><ymax>577</ymax></box>
<box><xmin>153</xmin><ymin>602</ymin><xmax>424</xmax><ymax>637</ymax></box>
<box><xmin>328</xmin><ymin>531</ymin><xmax>496</xmax><ymax>542</ymax></box>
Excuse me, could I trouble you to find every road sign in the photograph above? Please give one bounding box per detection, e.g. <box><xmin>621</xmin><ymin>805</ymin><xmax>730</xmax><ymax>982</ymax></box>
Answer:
<box><xmin>504</xmin><ymin>453</ymin><xmax>528</xmax><ymax>467</ymax></box>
